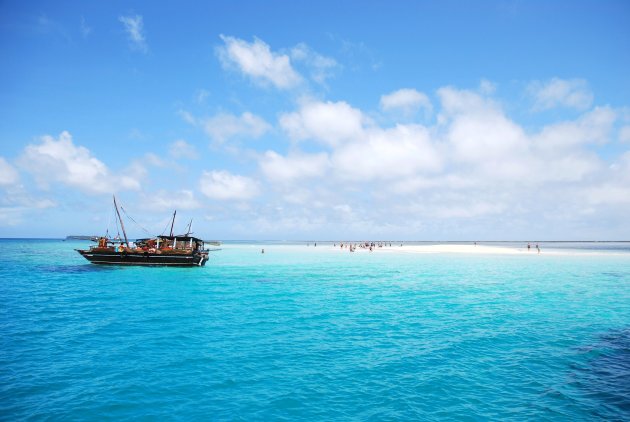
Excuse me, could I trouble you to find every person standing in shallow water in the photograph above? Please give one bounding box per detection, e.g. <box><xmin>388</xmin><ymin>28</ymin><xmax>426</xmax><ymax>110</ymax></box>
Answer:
<box><xmin>536</xmin><ymin>244</ymin><xmax>540</xmax><ymax>254</ymax></box>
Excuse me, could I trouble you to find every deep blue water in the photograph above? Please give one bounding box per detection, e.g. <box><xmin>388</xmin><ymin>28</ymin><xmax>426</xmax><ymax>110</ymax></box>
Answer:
<box><xmin>1</xmin><ymin>239</ymin><xmax>629</xmax><ymax>420</ymax></box>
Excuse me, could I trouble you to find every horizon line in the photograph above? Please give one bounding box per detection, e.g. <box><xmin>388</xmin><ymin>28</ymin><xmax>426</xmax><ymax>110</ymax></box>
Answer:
<box><xmin>1</xmin><ymin>237</ymin><xmax>630</xmax><ymax>243</ymax></box>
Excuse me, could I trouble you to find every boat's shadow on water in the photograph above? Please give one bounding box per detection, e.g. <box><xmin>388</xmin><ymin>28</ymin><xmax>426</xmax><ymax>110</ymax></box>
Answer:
<box><xmin>38</xmin><ymin>264</ymin><xmax>120</xmax><ymax>274</ymax></box>
<box><xmin>571</xmin><ymin>327</ymin><xmax>630</xmax><ymax>417</ymax></box>
<box><xmin>40</xmin><ymin>264</ymin><xmax>205</xmax><ymax>274</ymax></box>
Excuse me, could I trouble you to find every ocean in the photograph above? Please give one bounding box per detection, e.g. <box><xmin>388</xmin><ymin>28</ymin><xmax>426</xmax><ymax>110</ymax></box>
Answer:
<box><xmin>1</xmin><ymin>239</ymin><xmax>629</xmax><ymax>420</ymax></box>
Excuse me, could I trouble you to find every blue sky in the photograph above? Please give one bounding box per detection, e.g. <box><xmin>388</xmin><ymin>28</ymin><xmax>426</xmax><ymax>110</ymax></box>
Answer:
<box><xmin>1</xmin><ymin>0</ymin><xmax>629</xmax><ymax>239</ymax></box>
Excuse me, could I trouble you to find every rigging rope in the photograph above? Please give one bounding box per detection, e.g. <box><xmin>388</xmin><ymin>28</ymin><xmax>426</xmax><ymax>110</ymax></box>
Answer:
<box><xmin>120</xmin><ymin>206</ymin><xmax>152</xmax><ymax>236</ymax></box>
<box><xmin>160</xmin><ymin>218</ymin><xmax>171</xmax><ymax>236</ymax></box>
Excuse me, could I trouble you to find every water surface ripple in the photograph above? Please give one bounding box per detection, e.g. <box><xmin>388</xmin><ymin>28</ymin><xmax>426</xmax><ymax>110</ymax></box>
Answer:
<box><xmin>1</xmin><ymin>240</ymin><xmax>629</xmax><ymax>420</ymax></box>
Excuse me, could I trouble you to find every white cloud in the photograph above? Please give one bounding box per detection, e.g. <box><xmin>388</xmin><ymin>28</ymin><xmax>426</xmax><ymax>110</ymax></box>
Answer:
<box><xmin>178</xmin><ymin>109</ymin><xmax>197</xmax><ymax>125</ymax></box>
<box><xmin>585</xmin><ymin>151</ymin><xmax>630</xmax><ymax>205</ymax></box>
<box><xmin>479</xmin><ymin>79</ymin><xmax>496</xmax><ymax>95</ymax></box>
<box><xmin>199</xmin><ymin>170</ymin><xmax>259</xmax><ymax>200</ymax></box>
<box><xmin>528</xmin><ymin>78</ymin><xmax>593</xmax><ymax>111</ymax></box>
<box><xmin>119</xmin><ymin>14</ymin><xmax>147</xmax><ymax>53</ymax></box>
<box><xmin>619</xmin><ymin>126</ymin><xmax>630</xmax><ymax>143</ymax></box>
<box><xmin>169</xmin><ymin>140</ymin><xmax>198</xmax><ymax>160</ymax></box>
<box><xmin>143</xmin><ymin>153</ymin><xmax>167</xmax><ymax>167</ymax></box>
<box><xmin>0</xmin><ymin>182</ymin><xmax>57</xmax><ymax>227</ymax></box>
<box><xmin>585</xmin><ymin>184</ymin><xmax>630</xmax><ymax>205</ymax></box>
<box><xmin>140</xmin><ymin>189</ymin><xmax>200</xmax><ymax>211</ymax></box>
<box><xmin>0</xmin><ymin>157</ymin><xmax>19</xmax><ymax>186</ymax></box>
<box><xmin>202</xmin><ymin>112</ymin><xmax>271</xmax><ymax>144</ymax></box>
<box><xmin>290</xmin><ymin>43</ymin><xmax>339</xmax><ymax>84</ymax></box>
<box><xmin>248</xmin><ymin>82</ymin><xmax>629</xmax><ymax>236</ymax></box>
<box><xmin>533</xmin><ymin>106</ymin><xmax>616</xmax><ymax>152</ymax></box>
<box><xmin>437</xmin><ymin>87</ymin><xmax>529</xmax><ymax>175</ymax></box>
<box><xmin>438</xmin><ymin>87</ymin><xmax>604</xmax><ymax>183</ymax></box>
<box><xmin>255</xmin><ymin>83</ymin><xmax>626</xmax><ymax>238</ymax></box>
<box><xmin>380</xmin><ymin>88</ymin><xmax>432</xmax><ymax>117</ymax></box>
<box><xmin>0</xmin><ymin>207</ymin><xmax>24</xmax><ymax>226</ymax></box>
<box><xmin>217</xmin><ymin>35</ymin><xmax>302</xmax><ymax>89</ymax></box>
<box><xmin>259</xmin><ymin>150</ymin><xmax>330</xmax><ymax>183</ymax></box>
<box><xmin>18</xmin><ymin>131</ymin><xmax>140</xmax><ymax>194</ymax></box>
<box><xmin>280</xmin><ymin>100</ymin><xmax>366</xmax><ymax>146</ymax></box>
<box><xmin>446</xmin><ymin>104</ymin><xmax>528</xmax><ymax>164</ymax></box>
<box><xmin>332</xmin><ymin>124</ymin><xmax>442</xmax><ymax>181</ymax></box>
<box><xmin>437</xmin><ymin>86</ymin><xmax>499</xmax><ymax>117</ymax></box>
<box><xmin>430</xmin><ymin>201</ymin><xmax>506</xmax><ymax>219</ymax></box>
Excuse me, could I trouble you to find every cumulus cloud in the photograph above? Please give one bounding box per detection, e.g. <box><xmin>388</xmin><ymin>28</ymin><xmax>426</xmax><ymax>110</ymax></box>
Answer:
<box><xmin>0</xmin><ymin>188</ymin><xmax>57</xmax><ymax>226</ymax></box>
<box><xmin>528</xmin><ymin>78</ymin><xmax>593</xmax><ymax>111</ymax></box>
<box><xmin>0</xmin><ymin>157</ymin><xmax>19</xmax><ymax>185</ymax></box>
<box><xmin>248</xmin><ymin>82</ymin><xmax>630</xmax><ymax>239</ymax></box>
<box><xmin>18</xmin><ymin>131</ymin><xmax>140</xmax><ymax>194</ymax></box>
<box><xmin>333</xmin><ymin>124</ymin><xmax>442</xmax><ymax>181</ymax></box>
<box><xmin>380</xmin><ymin>88</ymin><xmax>432</xmax><ymax>117</ymax></box>
<box><xmin>438</xmin><ymin>86</ymin><xmax>605</xmax><ymax>183</ymax></box>
<box><xmin>119</xmin><ymin>14</ymin><xmax>147</xmax><ymax>53</ymax></box>
<box><xmin>259</xmin><ymin>150</ymin><xmax>330</xmax><ymax>183</ymax></box>
<box><xmin>140</xmin><ymin>189</ymin><xmax>200</xmax><ymax>211</ymax></box>
<box><xmin>583</xmin><ymin>151</ymin><xmax>630</xmax><ymax>206</ymax></box>
<box><xmin>437</xmin><ymin>86</ymin><xmax>499</xmax><ymax>117</ymax></box>
<box><xmin>533</xmin><ymin>106</ymin><xmax>616</xmax><ymax>152</ymax></box>
<box><xmin>169</xmin><ymin>139</ymin><xmax>198</xmax><ymax>160</ymax></box>
<box><xmin>199</xmin><ymin>170</ymin><xmax>259</xmax><ymax>200</ymax></box>
<box><xmin>202</xmin><ymin>112</ymin><xmax>271</xmax><ymax>144</ymax></box>
<box><xmin>447</xmin><ymin>111</ymin><xmax>526</xmax><ymax>165</ymax></box>
<box><xmin>280</xmin><ymin>100</ymin><xmax>366</xmax><ymax>146</ymax></box>
<box><xmin>619</xmin><ymin>126</ymin><xmax>630</xmax><ymax>143</ymax></box>
<box><xmin>217</xmin><ymin>35</ymin><xmax>302</xmax><ymax>89</ymax></box>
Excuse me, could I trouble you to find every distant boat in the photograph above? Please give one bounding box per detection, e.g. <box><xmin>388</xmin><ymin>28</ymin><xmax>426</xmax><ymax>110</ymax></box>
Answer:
<box><xmin>76</xmin><ymin>196</ymin><xmax>214</xmax><ymax>266</ymax></box>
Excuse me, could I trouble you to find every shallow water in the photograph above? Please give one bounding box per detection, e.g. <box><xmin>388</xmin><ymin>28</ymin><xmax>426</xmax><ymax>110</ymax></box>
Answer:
<box><xmin>1</xmin><ymin>240</ymin><xmax>629</xmax><ymax>420</ymax></box>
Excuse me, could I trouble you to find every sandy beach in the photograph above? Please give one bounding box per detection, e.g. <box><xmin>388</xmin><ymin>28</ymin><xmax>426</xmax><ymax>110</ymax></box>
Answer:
<box><xmin>373</xmin><ymin>243</ymin><xmax>628</xmax><ymax>256</ymax></box>
<box><xmin>381</xmin><ymin>244</ymin><xmax>526</xmax><ymax>255</ymax></box>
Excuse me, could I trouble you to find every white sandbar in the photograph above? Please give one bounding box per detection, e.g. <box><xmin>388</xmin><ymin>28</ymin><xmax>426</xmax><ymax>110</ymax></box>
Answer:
<box><xmin>380</xmin><ymin>244</ymin><xmax>524</xmax><ymax>255</ymax></box>
<box><xmin>375</xmin><ymin>244</ymin><xmax>627</xmax><ymax>256</ymax></box>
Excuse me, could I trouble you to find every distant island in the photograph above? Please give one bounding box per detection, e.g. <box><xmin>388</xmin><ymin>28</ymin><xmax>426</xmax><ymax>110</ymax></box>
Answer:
<box><xmin>65</xmin><ymin>235</ymin><xmax>97</xmax><ymax>240</ymax></box>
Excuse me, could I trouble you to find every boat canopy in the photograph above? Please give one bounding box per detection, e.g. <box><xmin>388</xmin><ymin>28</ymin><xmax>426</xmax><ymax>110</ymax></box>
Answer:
<box><xmin>158</xmin><ymin>235</ymin><xmax>204</xmax><ymax>243</ymax></box>
<box><xmin>134</xmin><ymin>235</ymin><xmax>205</xmax><ymax>249</ymax></box>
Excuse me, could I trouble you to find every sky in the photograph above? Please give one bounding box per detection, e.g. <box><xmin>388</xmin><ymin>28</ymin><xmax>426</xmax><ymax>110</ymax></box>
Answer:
<box><xmin>1</xmin><ymin>0</ymin><xmax>630</xmax><ymax>240</ymax></box>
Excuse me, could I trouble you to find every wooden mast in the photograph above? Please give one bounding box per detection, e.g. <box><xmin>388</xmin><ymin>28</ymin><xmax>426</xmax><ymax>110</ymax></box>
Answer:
<box><xmin>113</xmin><ymin>195</ymin><xmax>129</xmax><ymax>246</ymax></box>
<box><xmin>185</xmin><ymin>219</ymin><xmax>193</xmax><ymax>236</ymax></box>
<box><xmin>169</xmin><ymin>210</ymin><xmax>177</xmax><ymax>237</ymax></box>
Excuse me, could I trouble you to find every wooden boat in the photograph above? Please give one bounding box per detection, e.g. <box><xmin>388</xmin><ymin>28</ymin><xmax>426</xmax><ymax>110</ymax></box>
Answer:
<box><xmin>76</xmin><ymin>196</ymin><xmax>212</xmax><ymax>266</ymax></box>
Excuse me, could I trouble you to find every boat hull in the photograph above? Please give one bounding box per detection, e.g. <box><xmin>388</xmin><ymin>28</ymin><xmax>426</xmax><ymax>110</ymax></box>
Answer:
<box><xmin>76</xmin><ymin>250</ymin><xmax>208</xmax><ymax>266</ymax></box>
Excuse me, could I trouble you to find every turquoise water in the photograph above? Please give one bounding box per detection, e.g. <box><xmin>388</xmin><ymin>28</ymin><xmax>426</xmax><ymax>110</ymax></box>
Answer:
<box><xmin>1</xmin><ymin>240</ymin><xmax>629</xmax><ymax>420</ymax></box>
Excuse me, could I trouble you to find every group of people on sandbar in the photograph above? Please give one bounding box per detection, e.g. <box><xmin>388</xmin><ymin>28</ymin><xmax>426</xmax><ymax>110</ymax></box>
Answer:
<box><xmin>332</xmin><ymin>241</ymin><xmax>395</xmax><ymax>252</ymax></box>
<box><xmin>527</xmin><ymin>242</ymin><xmax>541</xmax><ymax>253</ymax></box>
